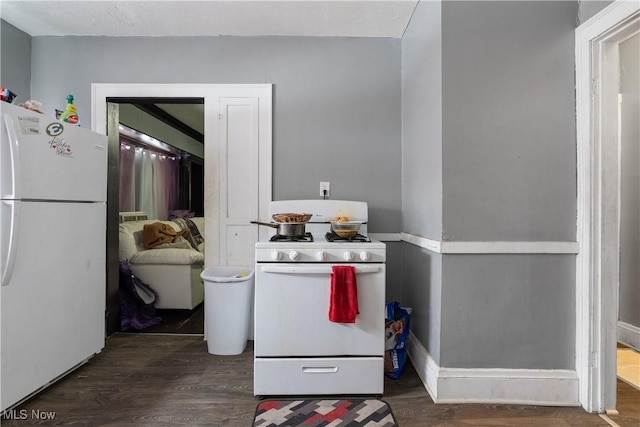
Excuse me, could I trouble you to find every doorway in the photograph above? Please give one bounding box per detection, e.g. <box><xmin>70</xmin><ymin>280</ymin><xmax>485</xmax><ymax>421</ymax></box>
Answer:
<box><xmin>114</xmin><ymin>98</ymin><xmax>205</xmax><ymax>335</ymax></box>
<box><xmin>616</xmin><ymin>30</ymin><xmax>640</xmax><ymax>393</ymax></box>
<box><xmin>91</xmin><ymin>84</ymin><xmax>273</xmax><ymax>336</ymax></box>
<box><xmin>575</xmin><ymin>1</ymin><xmax>640</xmax><ymax>413</ymax></box>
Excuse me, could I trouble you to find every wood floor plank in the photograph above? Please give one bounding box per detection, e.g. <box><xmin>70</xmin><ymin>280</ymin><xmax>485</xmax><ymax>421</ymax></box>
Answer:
<box><xmin>1</xmin><ymin>334</ymin><xmax>635</xmax><ymax>426</ymax></box>
<box><xmin>607</xmin><ymin>379</ymin><xmax>640</xmax><ymax>427</ymax></box>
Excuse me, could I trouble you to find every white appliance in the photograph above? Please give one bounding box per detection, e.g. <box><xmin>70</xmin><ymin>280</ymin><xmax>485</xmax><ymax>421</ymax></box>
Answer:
<box><xmin>0</xmin><ymin>102</ymin><xmax>108</xmax><ymax>411</ymax></box>
<box><xmin>253</xmin><ymin>200</ymin><xmax>386</xmax><ymax>396</ymax></box>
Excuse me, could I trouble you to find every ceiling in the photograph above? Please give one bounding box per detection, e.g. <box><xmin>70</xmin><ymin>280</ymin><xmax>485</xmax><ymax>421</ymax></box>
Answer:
<box><xmin>119</xmin><ymin>99</ymin><xmax>205</xmax><ymax>144</ymax></box>
<box><xmin>1</xmin><ymin>1</ymin><xmax>418</xmax><ymax>38</ymax></box>
<box><xmin>156</xmin><ymin>103</ymin><xmax>205</xmax><ymax>136</ymax></box>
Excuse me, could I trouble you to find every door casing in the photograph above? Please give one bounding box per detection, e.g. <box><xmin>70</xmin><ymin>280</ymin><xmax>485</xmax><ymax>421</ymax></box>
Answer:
<box><xmin>575</xmin><ymin>0</ymin><xmax>640</xmax><ymax>413</ymax></box>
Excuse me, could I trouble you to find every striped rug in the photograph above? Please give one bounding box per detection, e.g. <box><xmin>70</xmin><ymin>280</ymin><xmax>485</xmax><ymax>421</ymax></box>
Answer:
<box><xmin>252</xmin><ymin>398</ymin><xmax>397</xmax><ymax>427</ymax></box>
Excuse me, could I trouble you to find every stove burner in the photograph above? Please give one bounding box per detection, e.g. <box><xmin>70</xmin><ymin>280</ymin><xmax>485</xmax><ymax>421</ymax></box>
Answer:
<box><xmin>269</xmin><ymin>232</ymin><xmax>314</xmax><ymax>242</ymax></box>
<box><xmin>325</xmin><ymin>232</ymin><xmax>371</xmax><ymax>242</ymax></box>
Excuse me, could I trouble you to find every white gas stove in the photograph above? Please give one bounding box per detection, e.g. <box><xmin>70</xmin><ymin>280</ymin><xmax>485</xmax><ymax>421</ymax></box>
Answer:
<box><xmin>253</xmin><ymin>200</ymin><xmax>386</xmax><ymax>396</ymax></box>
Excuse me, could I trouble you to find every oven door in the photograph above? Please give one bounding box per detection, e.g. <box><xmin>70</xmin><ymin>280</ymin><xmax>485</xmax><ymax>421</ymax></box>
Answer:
<box><xmin>254</xmin><ymin>263</ymin><xmax>385</xmax><ymax>357</ymax></box>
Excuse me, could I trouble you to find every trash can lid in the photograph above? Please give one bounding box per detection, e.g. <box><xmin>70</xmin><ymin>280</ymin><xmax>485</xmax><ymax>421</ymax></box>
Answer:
<box><xmin>201</xmin><ymin>268</ymin><xmax>254</xmax><ymax>282</ymax></box>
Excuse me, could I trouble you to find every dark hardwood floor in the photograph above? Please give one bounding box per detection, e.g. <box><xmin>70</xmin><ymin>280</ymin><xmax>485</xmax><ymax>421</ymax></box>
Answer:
<box><xmin>138</xmin><ymin>305</ymin><xmax>204</xmax><ymax>335</ymax></box>
<box><xmin>2</xmin><ymin>334</ymin><xmax>637</xmax><ymax>426</ymax></box>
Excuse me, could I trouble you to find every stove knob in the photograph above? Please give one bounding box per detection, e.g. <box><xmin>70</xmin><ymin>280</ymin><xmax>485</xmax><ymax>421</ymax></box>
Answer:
<box><xmin>315</xmin><ymin>251</ymin><xmax>326</xmax><ymax>261</ymax></box>
<box><xmin>359</xmin><ymin>251</ymin><xmax>371</xmax><ymax>261</ymax></box>
<box><xmin>343</xmin><ymin>251</ymin><xmax>354</xmax><ymax>261</ymax></box>
<box><xmin>289</xmin><ymin>250</ymin><xmax>300</xmax><ymax>261</ymax></box>
<box><xmin>270</xmin><ymin>250</ymin><xmax>282</xmax><ymax>261</ymax></box>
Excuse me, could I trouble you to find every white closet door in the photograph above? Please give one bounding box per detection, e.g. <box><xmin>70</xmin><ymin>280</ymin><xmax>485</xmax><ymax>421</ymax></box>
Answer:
<box><xmin>218</xmin><ymin>97</ymin><xmax>260</xmax><ymax>267</ymax></box>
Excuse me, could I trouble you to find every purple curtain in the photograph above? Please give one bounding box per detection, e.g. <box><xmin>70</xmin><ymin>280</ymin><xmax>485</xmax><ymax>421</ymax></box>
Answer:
<box><xmin>120</xmin><ymin>136</ymin><xmax>180</xmax><ymax>221</ymax></box>
<box><xmin>164</xmin><ymin>156</ymin><xmax>180</xmax><ymax>214</ymax></box>
<box><xmin>152</xmin><ymin>154</ymin><xmax>179</xmax><ymax>221</ymax></box>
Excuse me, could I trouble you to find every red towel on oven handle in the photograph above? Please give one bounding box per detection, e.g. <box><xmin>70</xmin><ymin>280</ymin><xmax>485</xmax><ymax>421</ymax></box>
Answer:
<box><xmin>329</xmin><ymin>265</ymin><xmax>359</xmax><ymax>323</ymax></box>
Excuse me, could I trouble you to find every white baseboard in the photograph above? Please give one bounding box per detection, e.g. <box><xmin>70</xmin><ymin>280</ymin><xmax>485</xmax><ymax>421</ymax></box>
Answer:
<box><xmin>406</xmin><ymin>331</ymin><xmax>439</xmax><ymax>402</ymax></box>
<box><xmin>618</xmin><ymin>321</ymin><xmax>640</xmax><ymax>351</ymax></box>
<box><xmin>406</xmin><ymin>332</ymin><xmax>580</xmax><ymax>406</ymax></box>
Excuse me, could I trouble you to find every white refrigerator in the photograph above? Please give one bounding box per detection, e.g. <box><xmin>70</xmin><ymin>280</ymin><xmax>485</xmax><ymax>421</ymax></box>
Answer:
<box><xmin>0</xmin><ymin>102</ymin><xmax>108</xmax><ymax>411</ymax></box>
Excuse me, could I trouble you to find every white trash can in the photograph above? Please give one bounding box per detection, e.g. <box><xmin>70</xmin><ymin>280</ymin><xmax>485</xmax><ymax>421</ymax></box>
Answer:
<box><xmin>201</xmin><ymin>266</ymin><xmax>255</xmax><ymax>355</ymax></box>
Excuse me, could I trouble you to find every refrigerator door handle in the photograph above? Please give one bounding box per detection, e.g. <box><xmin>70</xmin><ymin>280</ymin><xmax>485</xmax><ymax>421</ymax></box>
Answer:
<box><xmin>3</xmin><ymin>113</ymin><xmax>21</xmax><ymax>199</ymax></box>
<box><xmin>1</xmin><ymin>200</ymin><xmax>19</xmax><ymax>286</ymax></box>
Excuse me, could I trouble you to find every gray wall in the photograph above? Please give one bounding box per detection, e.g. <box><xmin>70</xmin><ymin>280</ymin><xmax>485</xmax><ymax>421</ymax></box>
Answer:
<box><xmin>401</xmin><ymin>0</ymin><xmax>443</xmax><ymax>240</ymax></box>
<box><xmin>441</xmin><ymin>254</ymin><xmax>575</xmax><ymax>369</ymax></box>
<box><xmin>28</xmin><ymin>36</ymin><xmax>402</xmax><ymax>233</ymax></box>
<box><xmin>442</xmin><ymin>1</ymin><xmax>577</xmax><ymax>242</ymax></box>
<box><xmin>619</xmin><ymin>34</ymin><xmax>640</xmax><ymax>330</ymax></box>
<box><xmin>384</xmin><ymin>241</ymin><xmax>403</xmax><ymax>304</ymax></box>
<box><xmin>0</xmin><ymin>19</ymin><xmax>31</xmax><ymax>103</ymax></box>
<box><xmin>400</xmin><ymin>0</ymin><xmax>444</xmax><ymax>363</ymax></box>
<box><xmin>579</xmin><ymin>0</ymin><xmax>614</xmax><ymax>23</ymax></box>
<box><xmin>402</xmin><ymin>244</ymin><xmax>443</xmax><ymax>365</ymax></box>
<box><xmin>401</xmin><ymin>0</ymin><xmax>579</xmax><ymax>371</ymax></box>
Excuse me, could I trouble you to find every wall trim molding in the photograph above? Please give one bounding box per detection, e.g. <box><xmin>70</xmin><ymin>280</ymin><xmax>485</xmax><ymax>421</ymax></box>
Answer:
<box><xmin>618</xmin><ymin>321</ymin><xmax>640</xmax><ymax>351</ymax></box>
<box><xmin>368</xmin><ymin>233</ymin><xmax>401</xmax><ymax>242</ymax></box>
<box><xmin>407</xmin><ymin>332</ymin><xmax>580</xmax><ymax>406</ymax></box>
<box><xmin>373</xmin><ymin>232</ymin><xmax>579</xmax><ymax>254</ymax></box>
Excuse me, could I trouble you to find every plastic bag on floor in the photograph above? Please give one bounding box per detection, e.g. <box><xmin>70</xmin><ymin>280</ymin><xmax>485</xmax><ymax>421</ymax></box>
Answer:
<box><xmin>384</xmin><ymin>301</ymin><xmax>411</xmax><ymax>379</ymax></box>
<box><xmin>119</xmin><ymin>260</ymin><xmax>162</xmax><ymax>331</ymax></box>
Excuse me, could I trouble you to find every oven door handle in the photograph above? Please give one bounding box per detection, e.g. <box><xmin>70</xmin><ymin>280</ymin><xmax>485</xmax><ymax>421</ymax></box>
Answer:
<box><xmin>260</xmin><ymin>265</ymin><xmax>381</xmax><ymax>275</ymax></box>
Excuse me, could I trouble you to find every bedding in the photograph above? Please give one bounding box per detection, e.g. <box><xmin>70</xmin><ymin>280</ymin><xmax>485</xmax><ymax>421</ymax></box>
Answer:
<box><xmin>172</xmin><ymin>217</ymin><xmax>204</xmax><ymax>251</ymax></box>
<box><xmin>143</xmin><ymin>222</ymin><xmax>190</xmax><ymax>249</ymax></box>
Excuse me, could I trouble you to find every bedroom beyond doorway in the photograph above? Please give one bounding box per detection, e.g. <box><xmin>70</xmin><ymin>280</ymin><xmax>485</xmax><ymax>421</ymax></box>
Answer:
<box><xmin>92</xmin><ymin>83</ymin><xmax>273</xmax><ymax>336</ymax></box>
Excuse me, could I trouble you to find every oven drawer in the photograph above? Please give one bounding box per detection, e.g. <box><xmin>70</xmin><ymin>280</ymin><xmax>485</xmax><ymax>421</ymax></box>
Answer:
<box><xmin>254</xmin><ymin>357</ymin><xmax>384</xmax><ymax>396</ymax></box>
